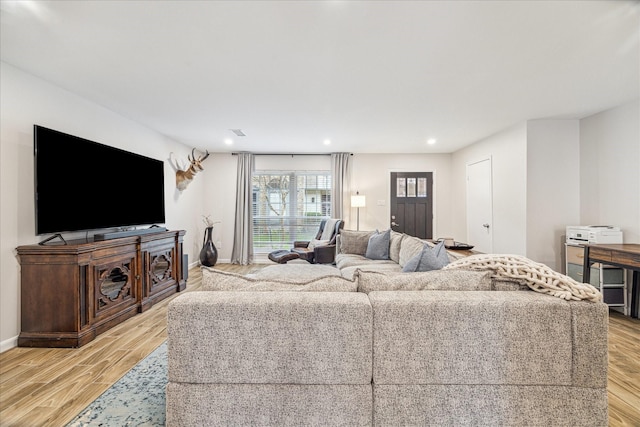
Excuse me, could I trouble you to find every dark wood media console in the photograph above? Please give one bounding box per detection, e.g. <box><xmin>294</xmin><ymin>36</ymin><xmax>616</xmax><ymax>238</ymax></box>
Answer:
<box><xmin>16</xmin><ymin>230</ymin><xmax>186</xmax><ymax>348</ymax></box>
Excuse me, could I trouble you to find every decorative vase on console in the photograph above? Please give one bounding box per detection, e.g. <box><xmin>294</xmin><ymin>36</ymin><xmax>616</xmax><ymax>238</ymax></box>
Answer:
<box><xmin>200</xmin><ymin>215</ymin><xmax>220</xmax><ymax>267</ymax></box>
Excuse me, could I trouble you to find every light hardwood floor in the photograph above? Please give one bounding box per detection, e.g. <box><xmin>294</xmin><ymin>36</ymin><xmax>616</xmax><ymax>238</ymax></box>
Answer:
<box><xmin>1</xmin><ymin>264</ymin><xmax>639</xmax><ymax>426</ymax></box>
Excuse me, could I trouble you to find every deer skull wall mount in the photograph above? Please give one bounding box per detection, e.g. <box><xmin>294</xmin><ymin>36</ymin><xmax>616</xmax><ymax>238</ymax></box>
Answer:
<box><xmin>170</xmin><ymin>148</ymin><xmax>210</xmax><ymax>191</ymax></box>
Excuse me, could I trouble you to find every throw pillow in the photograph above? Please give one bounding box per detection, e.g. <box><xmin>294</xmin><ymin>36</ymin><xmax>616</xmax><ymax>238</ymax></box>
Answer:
<box><xmin>201</xmin><ymin>266</ymin><xmax>357</xmax><ymax>292</ymax></box>
<box><xmin>355</xmin><ymin>269</ymin><xmax>493</xmax><ymax>294</ymax></box>
<box><xmin>365</xmin><ymin>229</ymin><xmax>391</xmax><ymax>260</ymax></box>
<box><xmin>402</xmin><ymin>240</ymin><xmax>449</xmax><ymax>272</ymax></box>
<box><xmin>339</xmin><ymin>230</ymin><xmax>375</xmax><ymax>255</ymax></box>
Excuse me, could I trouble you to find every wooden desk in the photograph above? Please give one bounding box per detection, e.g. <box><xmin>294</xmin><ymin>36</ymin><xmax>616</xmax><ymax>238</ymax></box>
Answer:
<box><xmin>583</xmin><ymin>243</ymin><xmax>640</xmax><ymax>318</ymax></box>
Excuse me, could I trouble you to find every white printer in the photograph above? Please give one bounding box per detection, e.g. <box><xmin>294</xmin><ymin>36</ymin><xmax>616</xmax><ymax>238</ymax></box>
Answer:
<box><xmin>566</xmin><ymin>225</ymin><xmax>623</xmax><ymax>245</ymax></box>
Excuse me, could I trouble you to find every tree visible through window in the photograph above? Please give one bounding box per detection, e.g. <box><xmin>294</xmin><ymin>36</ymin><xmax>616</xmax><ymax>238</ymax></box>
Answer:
<box><xmin>252</xmin><ymin>171</ymin><xmax>331</xmax><ymax>252</ymax></box>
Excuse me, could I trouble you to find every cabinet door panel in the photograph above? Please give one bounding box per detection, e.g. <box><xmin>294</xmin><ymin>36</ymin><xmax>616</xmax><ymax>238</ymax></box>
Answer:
<box><xmin>92</xmin><ymin>254</ymin><xmax>138</xmax><ymax>322</ymax></box>
<box><xmin>139</xmin><ymin>236</ymin><xmax>179</xmax><ymax>314</ymax></box>
<box><xmin>147</xmin><ymin>247</ymin><xmax>176</xmax><ymax>295</ymax></box>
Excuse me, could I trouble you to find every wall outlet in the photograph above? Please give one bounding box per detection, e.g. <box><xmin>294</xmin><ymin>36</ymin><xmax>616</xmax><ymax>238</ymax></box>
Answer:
<box><xmin>377</xmin><ymin>200</ymin><xmax>386</xmax><ymax>206</ymax></box>
<box><xmin>216</xmin><ymin>241</ymin><xmax>222</xmax><ymax>248</ymax></box>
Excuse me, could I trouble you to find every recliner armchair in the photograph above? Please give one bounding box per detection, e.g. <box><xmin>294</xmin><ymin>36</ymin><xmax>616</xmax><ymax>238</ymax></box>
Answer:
<box><xmin>268</xmin><ymin>219</ymin><xmax>344</xmax><ymax>264</ymax></box>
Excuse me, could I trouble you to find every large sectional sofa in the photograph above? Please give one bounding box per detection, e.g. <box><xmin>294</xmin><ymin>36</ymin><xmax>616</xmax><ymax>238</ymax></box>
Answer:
<box><xmin>165</xmin><ymin>230</ymin><xmax>609</xmax><ymax>426</ymax></box>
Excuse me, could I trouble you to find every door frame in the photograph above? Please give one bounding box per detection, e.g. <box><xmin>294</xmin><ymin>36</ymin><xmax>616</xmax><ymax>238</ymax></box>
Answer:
<box><xmin>388</xmin><ymin>168</ymin><xmax>437</xmax><ymax>238</ymax></box>
<box><xmin>465</xmin><ymin>156</ymin><xmax>493</xmax><ymax>253</ymax></box>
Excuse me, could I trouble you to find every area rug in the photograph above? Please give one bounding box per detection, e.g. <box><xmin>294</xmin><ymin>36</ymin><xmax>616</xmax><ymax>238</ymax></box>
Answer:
<box><xmin>66</xmin><ymin>342</ymin><xmax>167</xmax><ymax>426</ymax></box>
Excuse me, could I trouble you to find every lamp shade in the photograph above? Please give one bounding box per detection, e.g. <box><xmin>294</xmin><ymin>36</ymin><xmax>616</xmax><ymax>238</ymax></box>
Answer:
<box><xmin>351</xmin><ymin>194</ymin><xmax>366</xmax><ymax>208</ymax></box>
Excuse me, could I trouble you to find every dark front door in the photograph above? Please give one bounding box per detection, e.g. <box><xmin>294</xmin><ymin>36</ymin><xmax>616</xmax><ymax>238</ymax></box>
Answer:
<box><xmin>390</xmin><ymin>172</ymin><xmax>433</xmax><ymax>239</ymax></box>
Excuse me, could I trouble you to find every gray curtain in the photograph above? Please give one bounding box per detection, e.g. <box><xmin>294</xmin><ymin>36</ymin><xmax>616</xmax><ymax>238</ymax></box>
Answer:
<box><xmin>231</xmin><ymin>153</ymin><xmax>254</xmax><ymax>265</ymax></box>
<box><xmin>331</xmin><ymin>153</ymin><xmax>351</xmax><ymax>221</ymax></box>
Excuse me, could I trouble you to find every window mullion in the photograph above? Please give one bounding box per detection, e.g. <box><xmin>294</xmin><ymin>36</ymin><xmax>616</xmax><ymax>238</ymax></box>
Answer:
<box><xmin>290</xmin><ymin>172</ymin><xmax>297</xmax><ymax>242</ymax></box>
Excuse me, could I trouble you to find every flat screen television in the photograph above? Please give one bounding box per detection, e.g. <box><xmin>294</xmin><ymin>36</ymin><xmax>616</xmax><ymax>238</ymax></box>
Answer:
<box><xmin>34</xmin><ymin>125</ymin><xmax>166</xmax><ymax>235</ymax></box>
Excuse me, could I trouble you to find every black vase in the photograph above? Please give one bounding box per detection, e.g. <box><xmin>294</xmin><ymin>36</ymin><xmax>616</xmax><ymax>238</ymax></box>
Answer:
<box><xmin>199</xmin><ymin>226</ymin><xmax>218</xmax><ymax>267</ymax></box>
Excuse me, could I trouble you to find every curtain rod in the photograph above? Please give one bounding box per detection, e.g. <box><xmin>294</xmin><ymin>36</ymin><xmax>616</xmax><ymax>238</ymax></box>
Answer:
<box><xmin>231</xmin><ymin>152</ymin><xmax>353</xmax><ymax>156</ymax></box>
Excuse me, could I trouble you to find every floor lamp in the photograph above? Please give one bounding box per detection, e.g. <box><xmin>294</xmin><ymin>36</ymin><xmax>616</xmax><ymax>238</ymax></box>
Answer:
<box><xmin>351</xmin><ymin>192</ymin><xmax>366</xmax><ymax>231</ymax></box>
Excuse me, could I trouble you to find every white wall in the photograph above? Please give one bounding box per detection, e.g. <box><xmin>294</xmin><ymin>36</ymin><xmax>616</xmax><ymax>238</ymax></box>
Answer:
<box><xmin>0</xmin><ymin>62</ymin><xmax>202</xmax><ymax>351</ymax></box>
<box><xmin>350</xmin><ymin>153</ymin><xmax>454</xmax><ymax>238</ymax></box>
<box><xmin>451</xmin><ymin>123</ymin><xmax>528</xmax><ymax>255</ymax></box>
<box><xmin>580</xmin><ymin>99</ymin><xmax>640</xmax><ymax>242</ymax></box>
<box><xmin>526</xmin><ymin>120</ymin><xmax>581</xmax><ymax>270</ymax></box>
<box><xmin>199</xmin><ymin>154</ymin><xmax>238</xmax><ymax>263</ymax></box>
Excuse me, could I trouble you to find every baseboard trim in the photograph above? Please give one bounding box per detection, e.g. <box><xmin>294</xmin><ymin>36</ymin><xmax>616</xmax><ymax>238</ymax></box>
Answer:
<box><xmin>1</xmin><ymin>335</ymin><xmax>18</xmax><ymax>353</ymax></box>
<box><xmin>190</xmin><ymin>259</ymin><xmax>232</xmax><ymax>269</ymax></box>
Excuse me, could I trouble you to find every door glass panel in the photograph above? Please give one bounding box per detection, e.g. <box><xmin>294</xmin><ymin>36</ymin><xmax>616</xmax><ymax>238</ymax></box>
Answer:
<box><xmin>417</xmin><ymin>178</ymin><xmax>427</xmax><ymax>197</ymax></box>
<box><xmin>396</xmin><ymin>178</ymin><xmax>406</xmax><ymax>197</ymax></box>
<box><xmin>407</xmin><ymin>178</ymin><xmax>416</xmax><ymax>197</ymax></box>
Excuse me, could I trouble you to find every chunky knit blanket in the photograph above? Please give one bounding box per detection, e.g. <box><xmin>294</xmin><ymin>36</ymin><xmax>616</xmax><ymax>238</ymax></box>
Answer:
<box><xmin>443</xmin><ymin>254</ymin><xmax>602</xmax><ymax>302</ymax></box>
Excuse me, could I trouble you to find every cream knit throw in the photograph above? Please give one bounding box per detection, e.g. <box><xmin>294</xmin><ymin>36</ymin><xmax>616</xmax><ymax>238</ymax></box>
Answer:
<box><xmin>443</xmin><ymin>254</ymin><xmax>602</xmax><ymax>302</ymax></box>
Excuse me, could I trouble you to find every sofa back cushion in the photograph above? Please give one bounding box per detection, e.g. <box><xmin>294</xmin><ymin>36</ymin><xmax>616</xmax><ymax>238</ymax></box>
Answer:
<box><xmin>399</xmin><ymin>235</ymin><xmax>429</xmax><ymax>267</ymax></box>
<box><xmin>202</xmin><ymin>267</ymin><xmax>357</xmax><ymax>292</ymax></box>
<box><xmin>356</xmin><ymin>269</ymin><xmax>493</xmax><ymax>293</ymax></box>
<box><xmin>369</xmin><ymin>290</ymin><xmax>576</xmax><ymax>386</ymax></box>
<box><xmin>389</xmin><ymin>231</ymin><xmax>404</xmax><ymax>263</ymax></box>
<box><xmin>168</xmin><ymin>291</ymin><xmax>373</xmax><ymax>384</ymax></box>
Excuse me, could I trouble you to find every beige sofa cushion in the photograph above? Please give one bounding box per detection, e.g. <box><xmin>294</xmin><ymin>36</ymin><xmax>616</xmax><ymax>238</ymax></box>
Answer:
<box><xmin>248</xmin><ymin>264</ymin><xmax>341</xmax><ymax>281</ymax></box>
<box><xmin>356</xmin><ymin>270</ymin><xmax>492</xmax><ymax>293</ymax></box>
<box><xmin>341</xmin><ymin>264</ymin><xmax>403</xmax><ymax>280</ymax></box>
<box><xmin>373</xmin><ymin>384</ymin><xmax>607</xmax><ymax>427</ymax></box>
<box><xmin>389</xmin><ymin>231</ymin><xmax>404</xmax><ymax>263</ymax></box>
<box><xmin>202</xmin><ymin>267</ymin><xmax>356</xmax><ymax>292</ymax></box>
<box><xmin>335</xmin><ymin>253</ymin><xmax>398</xmax><ymax>269</ymax></box>
<box><xmin>168</xmin><ymin>291</ymin><xmax>373</xmax><ymax>384</ymax></box>
<box><xmin>167</xmin><ymin>383</ymin><xmax>373</xmax><ymax>427</ymax></box>
<box><xmin>369</xmin><ymin>291</ymin><xmax>575</xmax><ymax>386</ymax></box>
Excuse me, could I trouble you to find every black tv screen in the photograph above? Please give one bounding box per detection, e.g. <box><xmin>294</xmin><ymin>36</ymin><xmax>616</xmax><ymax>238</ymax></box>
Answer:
<box><xmin>34</xmin><ymin>125</ymin><xmax>166</xmax><ymax>235</ymax></box>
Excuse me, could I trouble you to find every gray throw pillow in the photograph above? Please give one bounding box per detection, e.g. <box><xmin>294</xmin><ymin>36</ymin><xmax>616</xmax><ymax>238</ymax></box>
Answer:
<box><xmin>402</xmin><ymin>240</ymin><xmax>449</xmax><ymax>272</ymax></box>
<box><xmin>365</xmin><ymin>229</ymin><xmax>391</xmax><ymax>260</ymax></box>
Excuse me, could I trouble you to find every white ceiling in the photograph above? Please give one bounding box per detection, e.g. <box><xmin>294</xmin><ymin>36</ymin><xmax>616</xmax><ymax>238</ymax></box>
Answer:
<box><xmin>1</xmin><ymin>0</ymin><xmax>638</xmax><ymax>154</ymax></box>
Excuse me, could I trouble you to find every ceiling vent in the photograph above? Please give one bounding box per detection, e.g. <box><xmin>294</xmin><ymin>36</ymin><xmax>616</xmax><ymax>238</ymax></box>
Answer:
<box><xmin>230</xmin><ymin>129</ymin><xmax>246</xmax><ymax>137</ymax></box>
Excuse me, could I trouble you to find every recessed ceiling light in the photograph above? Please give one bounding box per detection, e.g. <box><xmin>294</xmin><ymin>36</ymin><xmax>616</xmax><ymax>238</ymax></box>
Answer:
<box><xmin>427</xmin><ymin>138</ymin><xmax>437</xmax><ymax>145</ymax></box>
<box><xmin>224</xmin><ymin>139</ymin><xmax>233</xmax><ymax>145</ymax></box>
<box><xmin>323</xmin><ymin>139</ymin><xmax>331</xmax><ymax>145</ymax></box>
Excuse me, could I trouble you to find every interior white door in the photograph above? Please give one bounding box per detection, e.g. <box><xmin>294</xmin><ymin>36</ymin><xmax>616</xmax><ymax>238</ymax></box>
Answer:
<box><xmin>466</xmin><ymin>158</ymin><xmax>493</xmax><ymax>253</ymax></box>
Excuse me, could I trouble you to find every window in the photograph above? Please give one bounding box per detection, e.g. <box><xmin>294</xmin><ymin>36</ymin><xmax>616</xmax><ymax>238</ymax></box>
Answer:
<box><xmin>252</xmin><ymin>171</ymin><xmax>331</xmax><ymax>252</ymax></box>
